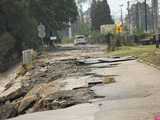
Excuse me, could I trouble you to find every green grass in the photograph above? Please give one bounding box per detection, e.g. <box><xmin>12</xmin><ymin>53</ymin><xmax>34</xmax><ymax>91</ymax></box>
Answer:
<box><xmin>108</xmin><ymin>45</ymin><xmax>160</xmax><ymax>67</ymax></box>
<box><xmin>62</xmin><ymin>37</ymin><xmax>74</xmax><ymax>44</ymax></box>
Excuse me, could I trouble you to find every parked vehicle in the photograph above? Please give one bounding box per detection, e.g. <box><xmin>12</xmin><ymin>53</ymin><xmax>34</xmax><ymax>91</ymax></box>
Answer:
<box><xmin>74</xmin><ymin>35</ymin><xmax>87</xmax><ymax>45</ymax></box>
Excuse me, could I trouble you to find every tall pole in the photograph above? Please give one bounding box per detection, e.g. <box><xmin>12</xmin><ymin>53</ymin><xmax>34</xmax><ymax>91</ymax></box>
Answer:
<box><xmin>136</xmin><ymin>0</ymin><xmax>140</xmax><ymax>32</ymax></box>
<box><xmin>120</xmin><ymin>4</ymin><xmax>124</xmax><ymax>26</ymax></box>
<box><xmin>151</xmin><ymin>5</ymin><xmax>155</xmax><ymax>32</ymax></box>
<box><xmin>152</xmin><ymin>0</ymin><xmax>159</xmax><ymax>48</ymax></box>
<box><xmin>127</xmin><ymin>1</ymin><xmax>131</xmax><ymax>33</ymax></box>
<box><xmin>68</xmin><ymin>21</ymin><xmax>72</xmax><ymax>39</ymax></box>
<box><xmin>144</xmin><ymin>0</ymin><xmax>148</xmax><ymax>32</ymax></box>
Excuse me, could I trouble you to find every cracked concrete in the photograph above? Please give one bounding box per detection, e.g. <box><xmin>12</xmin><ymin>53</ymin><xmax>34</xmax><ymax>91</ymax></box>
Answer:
<box><xmin>6</xmin><ymin>45</ymin><xmax>160</xmax><ymax>120</ymax></box>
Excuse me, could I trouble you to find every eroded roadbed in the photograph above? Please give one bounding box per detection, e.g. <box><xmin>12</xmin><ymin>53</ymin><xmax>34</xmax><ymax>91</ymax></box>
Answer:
<box><xmin>0</xmin><ymin>45</ymin><xmax>135</xmax><ymax>120</ymax></box>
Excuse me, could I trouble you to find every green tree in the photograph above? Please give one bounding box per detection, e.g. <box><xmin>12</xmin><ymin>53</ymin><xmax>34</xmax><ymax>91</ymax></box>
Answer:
<box><xmin>0</xmin><ymin>0</ymin><xmax>78</xmax><ymax>49</ymax></box>
<box><xmin>30</xmin><ymin>0</ymin><xmax>78</xmax><ymax>31</ymax></box>
<box><xmin>91</xmin><ymin>0</ymin><xmax>114</xmax><ymax>31</ymax></box>
<box><xmin>0</xmin><ymin>0</ymin><xmax>78</xmax><ymax>71</ymax></box>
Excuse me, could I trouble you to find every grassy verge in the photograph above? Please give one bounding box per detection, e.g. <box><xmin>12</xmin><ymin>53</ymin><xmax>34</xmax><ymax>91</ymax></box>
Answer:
<box><xmin>62</xmin><ymin>37</ymin><xmax>74</xmax><ymax>44</ymax></box>
<box><xmin>108</xmin><ymin>45</ymin><xmax>160</xmax><ymax>67</ymax></box>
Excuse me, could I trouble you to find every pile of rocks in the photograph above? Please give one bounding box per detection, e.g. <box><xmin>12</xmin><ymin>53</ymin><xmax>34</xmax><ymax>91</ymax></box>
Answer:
<box><xmin>0</xmin><ymin>59</ymin><xmax>95</xmax><ymax>120</ymax></box>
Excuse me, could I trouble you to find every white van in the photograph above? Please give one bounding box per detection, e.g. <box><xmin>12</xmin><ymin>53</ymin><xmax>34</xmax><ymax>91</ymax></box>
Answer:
<box><xmin>74</xmin><ymin>35</ymin><xmax>87</xmax><ymax>45</ymax></box>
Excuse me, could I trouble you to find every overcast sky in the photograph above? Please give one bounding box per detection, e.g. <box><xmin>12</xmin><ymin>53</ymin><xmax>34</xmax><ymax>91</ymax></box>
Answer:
<box><xmin>108</xmin><ymin>0</ymin><xmax>127</xmax><ymax>20</ymax></box>
<box><xmin>108</xmin><ymin>0</ymin><xmax>151</xmax><ymax>20</ymax></box>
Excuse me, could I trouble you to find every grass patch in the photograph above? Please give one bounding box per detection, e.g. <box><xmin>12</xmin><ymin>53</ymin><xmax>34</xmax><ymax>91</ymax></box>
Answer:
<box><xmin>108</xmin><ymin>45</ymin><xmax>160</xmax><ymax>67</ymax></box>
<box><xmin>62</xmin><ymin>37</ymin><xmax>74</xmax><ymax>44</ymax></box>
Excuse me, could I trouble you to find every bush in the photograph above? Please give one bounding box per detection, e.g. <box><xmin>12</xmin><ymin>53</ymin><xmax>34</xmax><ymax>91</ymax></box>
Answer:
<box><xmin>62</xmin><ymin>37</ymin><xmax>74</xmax><ymax>44</ymax></box>
<box><xmin>132</xmin><ymin>32</ymin><xmax>154</xmax><ymax>44</ymax></box>
<box><xmin>89</xmin><ymin>31</ymin><xmax>113</xmax><ymax>44</ymax></box>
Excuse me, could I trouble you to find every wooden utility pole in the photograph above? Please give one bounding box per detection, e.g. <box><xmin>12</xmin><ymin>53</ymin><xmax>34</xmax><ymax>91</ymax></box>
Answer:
<box><xmin>127</xmin><ymin>1</ymin><xmax>131</xmax><ymax>33</ymax></box>
<box><xmin>144</xmin><ymin>0</ymin><xmax>148</xmax><ymax>32</ymax></box>
<box><xmin>152</xmin><ymin>0</ymin><xmax>159</xmax><ymax>48</ymax></box>
<box><xmin>136</xmin><ymin>0</ymin><xmax>140</xmax><ymax>31</ymax></box>
<box><xmin>68</xmin><ymin>20</ymin><xmax>72</xmax><ymax>39</ymax></box>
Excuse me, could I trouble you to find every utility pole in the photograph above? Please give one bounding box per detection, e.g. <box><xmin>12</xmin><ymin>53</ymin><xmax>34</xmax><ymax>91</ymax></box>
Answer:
<box><xmin>136</xmin><ymin>0</ymin><xmax>140</xmax><ymax>32</ymax></box>
<box><xmin>144</xmin><ymin>0</ymin><xmax>148</xmax><ymax>32</ymax></box>
<box><xmin>120</xmin><ymin>4</ymin><xmax>124</xmax><ymax>26</ymax></box>
<box><xmin>151</xmin><ymin>5</ymin><xmax>155</xmax><ymax>32</ymax></box>
<box><xmin>68</xmin><ymin>20</ymin><xmax>72</xmax><ymax>39</ymax></box>
<box><xmin>127</xmin><ymin>1</ymin><xmax>131</xmax><ymax>34</ymax></box>
<box><xmin>152</xmin><ymin>0</ymin><xmax>159</xmax><ymax>48</ymax></box>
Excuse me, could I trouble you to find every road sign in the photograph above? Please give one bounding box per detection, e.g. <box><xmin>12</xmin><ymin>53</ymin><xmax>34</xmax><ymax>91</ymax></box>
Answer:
<box><xmin>116</xmin><ymin>23</ymin><xmax>123</xmax><ymax>33</ymax></box>
<box><xmin>38</xmin><ymin>31</ymin><xmax>46</xmax><ymax>39</ymax></box>
<box><xmin>37</xmin><ymin>23</ymin><xmax>46</xmax><ymax>39</ymax></box>
<box><xmin>50</xmin><ymin>36</ymin><xmax>57</xmax><ymax>41</ymax></box>
<box><xmin>37</xmin><ymin>23</ymin><xmax>46</xmax><ymax>46</ymax></box>
<box><xmin>37</xmin><ymin>23</ymin><xmax>46</xmax><ymax>32</ymax></box>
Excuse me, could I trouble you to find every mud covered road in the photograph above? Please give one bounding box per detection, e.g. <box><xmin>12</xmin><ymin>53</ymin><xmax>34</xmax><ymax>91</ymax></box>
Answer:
<box><xmin>0</xmin><ymin>45</ymin><xmax>160</xmax><ymax>120</ymax></box>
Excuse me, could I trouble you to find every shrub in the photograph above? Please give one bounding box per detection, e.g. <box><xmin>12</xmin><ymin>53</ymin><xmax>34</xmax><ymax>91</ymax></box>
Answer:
<box><xmin>62</xmin><ymin>37</ymin><xmax>74</xmax><ymax>44</ymax></box>
<box><xmin>89</xmin><ymin>31</ymin><xmax>113</xmax><ymax>44</ymax></box>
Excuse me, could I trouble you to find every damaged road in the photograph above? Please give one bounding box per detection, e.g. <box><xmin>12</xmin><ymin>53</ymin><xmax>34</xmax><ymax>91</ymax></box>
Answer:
<box><xmin>0</xmin><ymin>45</ymin><xmax>112</xmax><ymax>119</ymax></box>
<box><xmin>0</xmin><ymin>59</ymin><xmax>94</xmax><ymax>119</ymax></box>
<box><xmin>1</xmin><ymin>44</ymin><xmax>157</xmax><ymax>120</ymax></box>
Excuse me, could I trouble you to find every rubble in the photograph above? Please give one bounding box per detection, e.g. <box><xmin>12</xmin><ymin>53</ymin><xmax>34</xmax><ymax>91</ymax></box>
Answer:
<box><xmin>18</xmin><ymin>95</ymin><xmax>37</xmax><ymax>114</ymax></box>
<box><xmin>29</xmin><ymin>88</ymin><xmax>96</xmax><ymax>112</ymax></box>
<box><xmin>0</xmin><ymin>53</ymin><xmax>123</xmax><ymax>120</ymax></box>
<box><xmin>77</xmin><ymin>56</ymin><xmax>136</xmax><ymax>65</ymax></box>
<box><xmin>0</xmin><ymin>59</ymin><xmax>94</xmax><ymax>119</ymax></box>
<box><xmin>0</xmin><ymin>81</ymin><xmax>26</xmax><ymax>104</ymax></box>
<box><xmin>0</xmin><ymin>102</ymin><xmax>17</xmax><ymax>120</ymax></box>
<box><xmin>98</xmin><ymin>56</ymin><xmax>136</xmax><ymax>63</ymax></box>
